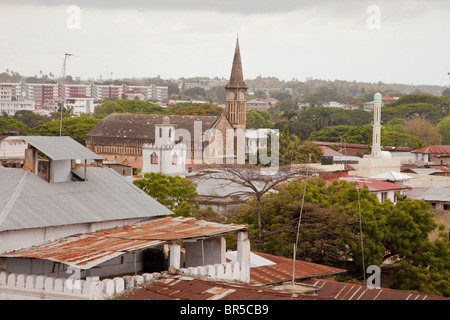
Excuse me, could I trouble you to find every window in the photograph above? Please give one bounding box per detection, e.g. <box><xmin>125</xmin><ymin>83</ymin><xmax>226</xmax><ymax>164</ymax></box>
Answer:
<box><xmin>172</xmin><ymin>153</ymin><xmax>178</xmax><ymax>165</ymax></box>
<box><xmin>159</xmin><ymin>128</ymin><xmax>162</xmax><ymax>138</ymax></box>
<box><xmin>151</xmin><ymin>152</ymin><xmax>158</xmax><ymax>164</ymax></box>
<box><xmin>169</xmin><ymin>128</ymin><xmax>171</xmax><ymax>138</ymax></box>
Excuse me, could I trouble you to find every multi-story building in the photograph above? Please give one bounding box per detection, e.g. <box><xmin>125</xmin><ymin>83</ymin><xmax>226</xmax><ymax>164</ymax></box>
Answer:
<box><xmin>1</xmin><ymin>81</ymin><xmax>169</xmax><ymax>107</ymax></box>
<box><xmin>64</xmin><ymin>95</ymin><xmax>98</xmax><ymax>116</ymax></box>
<box><xmin>25</xmin><ymin>83</ymin><xmax>61</xmax><ymax>106</ymax></box>
<box><xmin>64</xmin><ymin>84</ymin><xmax>92</xmax><ymax>99</ymax></box>
<box><xmin>151</xmin><ymin>85</ymin><xmax>168</xmax><ymax>101</ymax></box>
<box><xmin>0</xmin><ymin>86</ymin><xmax>35</xmax><ymax>116</ymax></box>
<box><xmin>0</xmin><ymin>82</ymin><xmax>26</xmax><ymax>99</ymax></box>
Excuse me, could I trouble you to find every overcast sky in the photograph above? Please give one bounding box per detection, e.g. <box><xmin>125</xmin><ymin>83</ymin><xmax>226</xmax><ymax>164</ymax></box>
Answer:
<box><xmin>1</xmin><ymin>0</ymin><xmax>450</xmax><ymax>86</ymax></box>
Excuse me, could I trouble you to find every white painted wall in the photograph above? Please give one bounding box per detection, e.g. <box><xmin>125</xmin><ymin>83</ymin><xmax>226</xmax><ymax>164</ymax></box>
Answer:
<box><xmin>0</xmin><ymin>137</ymin><xmax>27</xmax><ymax>159</ymax></box>
<box><xmin>184</xmin><ymin>237</ymin><xmax>226</xmax><ymax>268</ymax></box>
<box><xmin>52</xmin><ymin>159</ymin><xmax>72</xmax><ymax>183</ymax></box>
<box><xmin>0</xmin><ymin>218</ymin><xmax>144</xmax><ymax>254</ymax></box>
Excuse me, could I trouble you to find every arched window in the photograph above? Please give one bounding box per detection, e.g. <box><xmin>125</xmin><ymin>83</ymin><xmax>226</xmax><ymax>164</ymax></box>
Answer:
<box><xmin>172</xmin><ymin>153</ymin><xmax>178</xmax><ymax>165</ymax></box>
<box><xmin>168</xmin><ymin>128</ymin><xmax>172</xmax><ymax>138</ymax></box>
<box><xmin>151</xmin><ymin>152</ymin><xmax>158</xmax><ymax>164</ymax></box>
<box><xmin>159</xmin><ymin>128</ymin><xmax>163</xmax><ymax>138</ymax></box>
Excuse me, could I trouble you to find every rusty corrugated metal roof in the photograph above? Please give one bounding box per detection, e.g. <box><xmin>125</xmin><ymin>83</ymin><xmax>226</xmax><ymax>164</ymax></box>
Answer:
<box><xmin>116</xmin><ymin>274</ymin><xmax>331</xmax><ymax>300</ymax></box>
<box><xmin>0</xmin><ymin>217</ymin><xmax>247</xmax><ymax>269</ymax></box>
<box><xmin>301</xmin><ymin>278</ymin><xmax>449</xmax><ymax>300</ymax></box>
<box><xmin>247</xmin><ymin>252</ymin><xmax>346</xmax><ymax>285</ymax></box>
<box><xmin>412</xmin><ymin>145</ymin><xmax>450</xmax><ymax>154</ymax></box>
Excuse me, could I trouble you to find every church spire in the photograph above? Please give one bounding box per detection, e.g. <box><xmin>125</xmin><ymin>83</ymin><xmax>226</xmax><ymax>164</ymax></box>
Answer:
<box><xmin>225</xmin><ymin>37</ymin><xmax>248</xmax><ymax>89</ymax></box>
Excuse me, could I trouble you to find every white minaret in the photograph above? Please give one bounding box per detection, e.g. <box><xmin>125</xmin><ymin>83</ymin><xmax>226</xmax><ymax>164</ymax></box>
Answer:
<box><xmin>371</xmin><ymin>92</ymin><xmax>382</xmax><ymax>158</ymax></box>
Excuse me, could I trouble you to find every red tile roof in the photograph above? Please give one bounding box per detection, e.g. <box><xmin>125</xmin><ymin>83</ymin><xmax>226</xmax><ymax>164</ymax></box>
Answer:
<box><xmin>326</xmin><ymin>177</ymin><xmax>410</xmax><ymax>192</ymax></box>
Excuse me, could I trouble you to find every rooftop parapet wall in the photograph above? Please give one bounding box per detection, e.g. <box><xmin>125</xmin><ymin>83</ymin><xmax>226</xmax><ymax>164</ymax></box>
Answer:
<box><xmin>0</xmin><ymin>260</ymin><xmax>250</xmax><ymax>300</ymax></box>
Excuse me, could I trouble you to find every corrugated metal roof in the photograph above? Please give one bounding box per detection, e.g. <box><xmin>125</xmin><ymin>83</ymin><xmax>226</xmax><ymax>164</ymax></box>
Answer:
<box><xmin>301</xmin><ymin>278</ymin><xmax>449</xmax><ymax>300</ymax></box>
<box><xmin>0</xmin><ymin>166</ymin><xmax>172</xmax><ymax>232</ymax></box>
<box><xmin>369</xmin><ymin>170</ymin><xmax>413</xmax><ymax>181</ymax></box>
<box><xmin>16</xmin><ymin>136</ymin><xmax>103</xmax><ymax>160</ymax></box>
<box><xmin>116</xmin><ymin>274</ymin><xmax>331</xmax><ymax>300</ymax></box>
<box><xmin>228</xmin><ymin>251</ymin><xmax>346</xmax><ymax>286</ymax></box>
<box><xmin>412</xmin><ymin>145</ymin><xmax>450</xmax><ymax>154</ymax></box>
<box><xmin>404</xmin><ymin>168</ymin><xmax>443</xmax><ymax>175</ymax></box>
<box><xmin>0</xmin><ymin>216</ymin><xmax>247</xmax><ymax>269</ymax></box>
<box><xmin>405</xmin><ymin>187</ymin><xmax>450</xmax><ymax>202</ymax></box>
<box><xmin>337</xmin><ymin>177</ymin><xmax>411</xmax><ymax>192</ymax></box>
<box><xmin>86</xmin><ymin>113</ymin><xmax>221</xmax><ymax>141</ymax></box>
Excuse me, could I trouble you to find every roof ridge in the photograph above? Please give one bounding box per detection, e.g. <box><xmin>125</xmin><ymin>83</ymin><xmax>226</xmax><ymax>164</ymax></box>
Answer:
<box><xmin>0</xmin><ymin>171</ymin><xmax>30</xmax><ymax>228</ymax></box>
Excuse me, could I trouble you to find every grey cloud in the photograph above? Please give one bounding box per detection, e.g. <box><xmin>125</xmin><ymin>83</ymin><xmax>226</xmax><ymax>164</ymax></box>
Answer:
<box><xmin>1</xmin><ymin>0</ymin><xmax>364</xmax><ymax>14</ymax></box>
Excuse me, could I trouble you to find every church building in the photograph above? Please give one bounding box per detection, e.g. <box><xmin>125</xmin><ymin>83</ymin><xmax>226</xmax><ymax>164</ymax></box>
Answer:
<box><xmin>86</xmin><ymin>38</ymin><xmax>248</xmax><ymax>167</ymax></box>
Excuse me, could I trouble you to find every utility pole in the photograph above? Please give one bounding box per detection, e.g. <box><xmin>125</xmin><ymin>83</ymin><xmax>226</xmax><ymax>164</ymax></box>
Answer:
<box><xmin>60</xmin><ymin>53</ymin><xmax>73</xmax><ymax>136</ymax></box>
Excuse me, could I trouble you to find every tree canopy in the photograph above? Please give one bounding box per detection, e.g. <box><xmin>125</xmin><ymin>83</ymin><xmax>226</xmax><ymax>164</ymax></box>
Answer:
<box><xmin>133</xmin><ymin>172</ymin><xmax>199</xmax><ymax>217</ymax></box>
<box><xmin>232</xmin><ymin>178</ymin><xmax>450</xmax><ymax>296</ymax></box>
<box><xmin>30</xmin><ymin>116</ymin><xmax>100</xmax><ymax>145</ymax></box>
<box><xmin>93</xmin><ymin>99</ymin><xmax>167</xmax><ymax>119</ymax></box>
<box><xmin>246</xmin><ymin>109</ymin><xmax>274</xmax><ymax>129</ymax></box>
<box><xmin>0</xmin><ymin>117</ymin><xmax>30</xmax><ymax>135</ymax></box>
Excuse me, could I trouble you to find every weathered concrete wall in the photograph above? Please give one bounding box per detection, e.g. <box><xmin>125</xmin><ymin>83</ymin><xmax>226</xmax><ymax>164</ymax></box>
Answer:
<box><xmin>184</xmin><ymin>237</ymin><xmax>226</xmax><ymax>268</ymax></box>
<box><xmin>0</xmin><ymin>259</ymin><xmax>251</xmax><ymax>300</ymax></box>
<box><xmin>0</xmin><ymin>218</ymin><xmax>145</xmax><ymax>254</ymax></box>
<box><xmin>0</xmin><ymin>270</ymin><xmax>160</xmax><ymax>300</ymax></box>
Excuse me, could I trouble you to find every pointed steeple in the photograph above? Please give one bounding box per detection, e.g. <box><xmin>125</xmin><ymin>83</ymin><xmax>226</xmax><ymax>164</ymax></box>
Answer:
<box><xmin>225</xmin><ymin>37</ymin><xmax>248</xmax><ymax>89</ymax></box>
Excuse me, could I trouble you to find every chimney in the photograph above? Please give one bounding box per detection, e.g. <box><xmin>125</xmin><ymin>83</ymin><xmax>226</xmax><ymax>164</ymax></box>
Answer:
<box><xmin>23</xmin><ymin>147</ymin><xmax>37</xmax><ymax>173</ymax></box>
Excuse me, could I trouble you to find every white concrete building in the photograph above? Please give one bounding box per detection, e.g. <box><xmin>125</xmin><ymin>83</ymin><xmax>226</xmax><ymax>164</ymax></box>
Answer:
<box><xmin>0</xmin><ymin>136</ymin><xmax>250</xmax><ymax>299</ymax></box>
<box><xmin>0</xmin><ymin>86</ymin><xmax>35</xmax><ymax>116</ymax></box>
<box><xmin>64</xmin><ymin>95</ymin><xmax>98</xmax><ymax>116</ymax></box>
<box><xmin>142</xmin><ymin>116</ymin><xmax>187</xmax><ymax>177</ymax></box>
<box><xmin>351</xmin><ymin>93</ymin><xmax>401</xmax><ymax>177</ymax></box>
<box><xmin>0</xmin><ymin>134</ymin><xmax>28</xmax><ymax>159</ymax></box>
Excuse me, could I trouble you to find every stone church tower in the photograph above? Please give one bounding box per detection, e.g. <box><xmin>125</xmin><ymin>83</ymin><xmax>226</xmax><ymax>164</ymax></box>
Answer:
<box><xmin>225</xmin><ymin>37</ymin><xmax>248</xmax><ymax>131</ymax></box>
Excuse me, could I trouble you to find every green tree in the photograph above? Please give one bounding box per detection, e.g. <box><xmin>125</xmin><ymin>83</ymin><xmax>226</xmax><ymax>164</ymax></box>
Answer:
<box><xmin>183</xmin><ymin>87</ymin><xmax>206</xmax><ymax>99</ymax></box>
<box><xmin>308</xmin><ymin>125</ymin><xmax>353</xmax><ymax>143</ymax></box>
<box><xmin>437</xmin><ymin>116</ymin><xmax>450</xmax><ymax>144</ymax></box>
<box><xmin>93</xmin><ymin>99</ymin><xmax>167</xmax><ymax>119</ymax></box>
<box><xmin>381</xmin><ymin>130</ymin><xmax>423</xmax><ymax>149</ymax></box>
<box><xmin>296</xmin><ymin>141</ymin><xmax>323</xmax><ymax>163</ymax></box>
<box><xmin>13</xmin><ymin>110</ymin><xmax>51</xmax><ymax>128</ymax></box>
<box><xmin>174</xmin><ymin>103</ymin><xmax>223</xmax><ymax>116</ymax></box>
<box><xmin>133</xmin><ymin>172</ymin><xmax>199</xmax><ymax>217</ymax></box>
<box><xmin>403</xmin><ymin>117</ymin><xmax>442</xmax><ymax>146</ymax></box>
<box><xmin>30</xmin><ymin>116</ymin><xmax>100</xmax><ymax>145</ymax></box>
<box><xmin>341</xmin><ymin>125</ymin><xmax>373</xmax><ymax>145</ymax></box>
<box><xmin>246</xmin><ymin>109</ymin><xmax>274</xmax><ymax>129</ymax></box>
<box><xmin>382</xmin><ymin>102</ymin><xmax>443</xmax><ymax>125</ymax></box>
<box><xmin>0</xmin><ymin>117</ymin><xmax>30</xmax><ymax>135</ymax></box>
<box><xmin>233</xmin><ymin>178</ymin><xmax>450</xmax><ymax>296</ymax></box>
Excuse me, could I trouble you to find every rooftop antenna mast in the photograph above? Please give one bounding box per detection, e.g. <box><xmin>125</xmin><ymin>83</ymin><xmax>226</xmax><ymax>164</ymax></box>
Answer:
<box><xmin>353</xmin><ymin>176</ymin><xmax>368</xmax><ymax>300</ymax></box>
<box><xmin>60</xmin><ymin>53</ymin><xmax>73</xmax><ymax>136</ymax></box>
<box><xmin>292</xmin><ymin>161</ymin><xmax>309</xmax><ymax>285</ymax></box>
